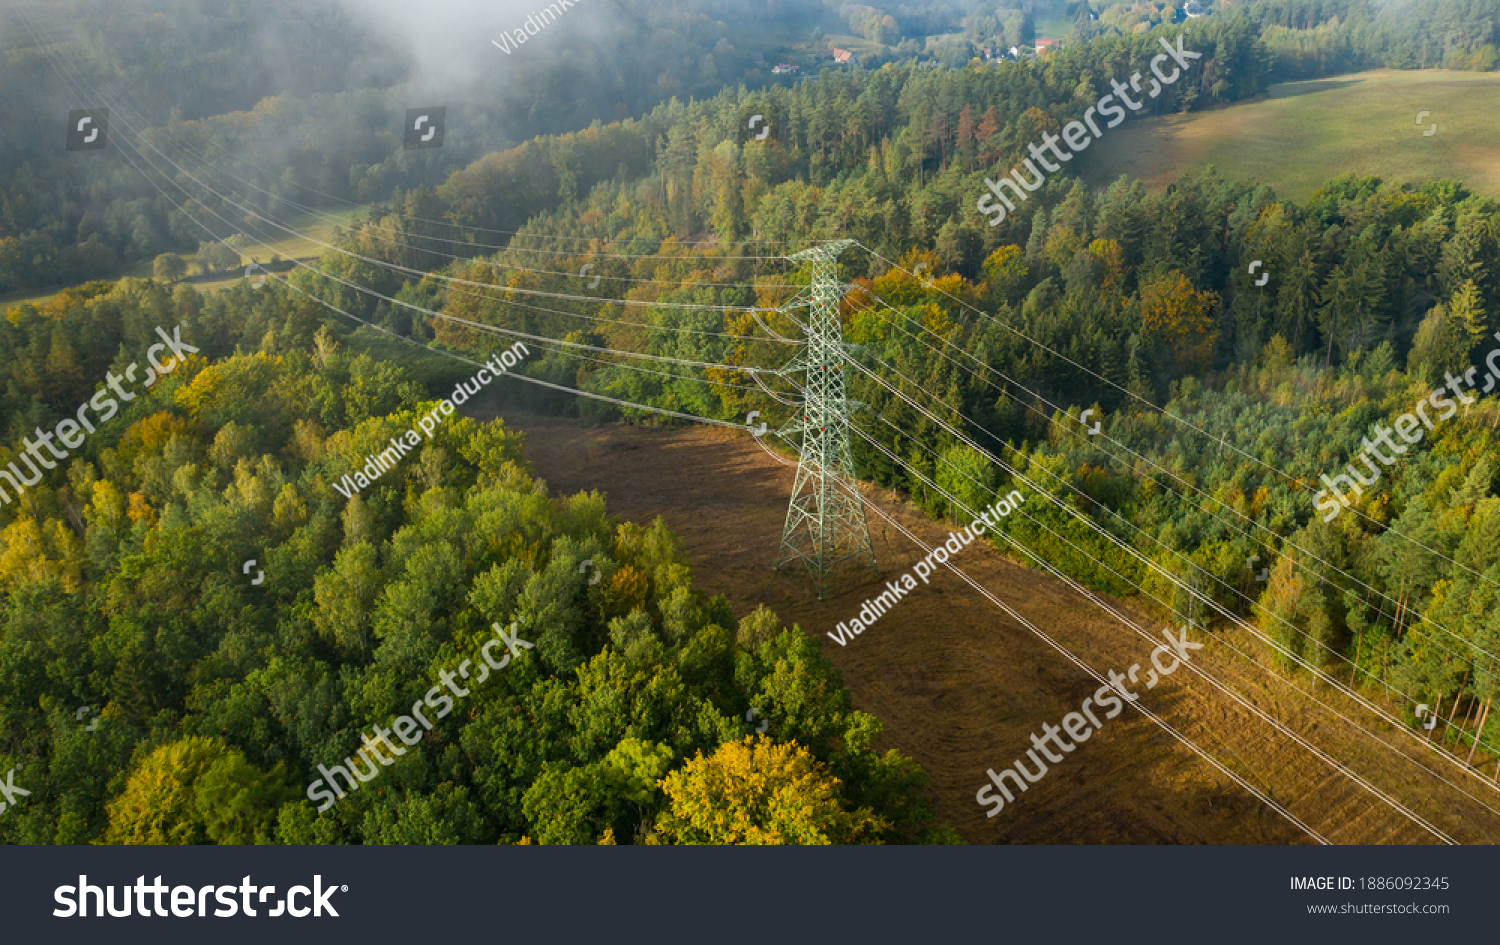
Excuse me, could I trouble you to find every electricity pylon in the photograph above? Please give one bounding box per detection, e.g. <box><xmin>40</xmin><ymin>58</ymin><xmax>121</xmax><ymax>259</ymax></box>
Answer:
<box><xmin>772</xmin><ymin>240</ymin><xmax>876</xmax><ymax>599</ymax></box>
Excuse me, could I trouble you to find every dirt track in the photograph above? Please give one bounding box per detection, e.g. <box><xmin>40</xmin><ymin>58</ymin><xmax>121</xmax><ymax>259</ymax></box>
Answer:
<box><xmin>472</xmin><ymin>400</ymin><xmax>1500</xmax><ymax>845</ymax></box>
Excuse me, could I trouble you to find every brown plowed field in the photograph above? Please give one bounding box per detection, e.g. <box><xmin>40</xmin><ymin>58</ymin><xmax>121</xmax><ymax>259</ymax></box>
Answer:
<box><xmin>472</xmin><ymin>401</ymin><xmax>1500</xmax><ymax>845</ymax></box>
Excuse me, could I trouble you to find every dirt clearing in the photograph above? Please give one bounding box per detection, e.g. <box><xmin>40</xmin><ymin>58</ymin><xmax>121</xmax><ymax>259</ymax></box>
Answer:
<box><xmin>472</xmin><ymin>401</ymin><xmax>1500</xmax><ymax>845</ymax></box>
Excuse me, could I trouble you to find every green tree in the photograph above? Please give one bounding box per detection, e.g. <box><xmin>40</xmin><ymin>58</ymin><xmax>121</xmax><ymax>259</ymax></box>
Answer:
<box><xmin>152</xmin><ymin>252</ymin><xmax>187</xmax><ymax>284</ymax></box>
<box><xmin>935</xmin><ymin>443</ymin><xmax>995</xmax><ymax>524</ymax></box>
<box><xmin>1409</xmin><ymin>281</ymin><xmax>1485</xmax><ymax>383</ymax></box>
<box><xmin>314</xmin><ymin>543</ymin><xmax>383</xmax><ymax>658</ymax></box>
<box><xmin>521</xmin><ymin>764</ymin><xmax>615</xmax><ymax>845</ymax></box>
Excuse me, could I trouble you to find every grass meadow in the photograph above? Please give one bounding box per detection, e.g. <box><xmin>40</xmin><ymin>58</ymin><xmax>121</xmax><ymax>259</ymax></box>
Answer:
<box><xmin>2</xmin><ymin>204</ymin><xmax>363</xmax><ymax>315</ymax></box>
<box><xmin>1077</xmin><ymin>69</ymin><xmax>1500</xmax><ymax>201</ymax></box>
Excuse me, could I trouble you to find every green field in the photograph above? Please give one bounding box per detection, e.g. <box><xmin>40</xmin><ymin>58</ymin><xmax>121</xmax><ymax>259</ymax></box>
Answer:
<box><xmin>1033</xmin><ymin>14</ymin><xmax>1072</xmax><ymax>41</ymax></box>
<box><xmin>230</xmin><ymin>204</ymin><xmax>365</xmax><ymax>262</ymax></box>
<box><xmin>1077</xmin><ymin>69</ymin><xmax>1500</xmax><ymax>201</ymax></box>
<box><xmin>1</xmin><ymin>204</ymin><xmax>363</xmax><ymax>315</ymax></box>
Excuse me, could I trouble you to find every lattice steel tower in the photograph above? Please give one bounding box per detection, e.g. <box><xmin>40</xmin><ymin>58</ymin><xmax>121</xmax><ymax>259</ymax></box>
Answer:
<box><xmin>772</xmin><ymin>240</ymin><xmax>876</xmax><ymax>598</ymax></box>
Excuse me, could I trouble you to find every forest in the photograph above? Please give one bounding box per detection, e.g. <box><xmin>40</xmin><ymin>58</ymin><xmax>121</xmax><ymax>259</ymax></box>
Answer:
<box><xmin>292</xmin><ymin>10</ymin><xmax>1500</xmax><ymax>768</ymax></box>
<box><xmin>0</xmin><ymin>281</ymin><xmax>956</xmax><ymax>843</ymax></box>
<box><xmin>5</xmin><ymin>0</ymin><xmax>1500</xmax><ymax>843</ymax></box>
<box><xmin>8</xmin><ymin>0</ymin><xmax>1499</xmax><ymax>295</ymax></box>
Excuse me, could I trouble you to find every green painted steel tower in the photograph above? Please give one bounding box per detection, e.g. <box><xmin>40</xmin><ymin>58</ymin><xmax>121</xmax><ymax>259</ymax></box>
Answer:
<box><xmin>772</xmin><ymin>240</ymin><xmax>877</xmax><ymax>598</ymax></box>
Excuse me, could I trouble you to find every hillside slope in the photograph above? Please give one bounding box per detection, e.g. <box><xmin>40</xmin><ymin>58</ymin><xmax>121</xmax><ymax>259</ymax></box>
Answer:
<box><xmin>1079</xmin><ymin>70</ymin><xmax>1500</xmax><ymax>200</ymax></box>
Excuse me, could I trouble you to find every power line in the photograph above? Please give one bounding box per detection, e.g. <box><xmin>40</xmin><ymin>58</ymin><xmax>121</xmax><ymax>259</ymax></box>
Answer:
<box><xmin>17</xmin><ymin>9</ymin><xmax>754</xmax><ymax>437</ymax></box>
<box><xmin>856</xmin><ymin>404</ymin><xmax>1500</xmax><ymax>824</ymax></box>
<box><xmin>27</xmin><ymin>4</ymin><xmax>1500</xmax><ymax>833</ymax></box>
<box><xmin>850</xmin><ymin>282</ymin><xmax>1500</xmax><ymax>717</ymax></box>
<box><xmin>856</xmin><ymin>243</ymin><xmax>1500</xmax><ymax>603</ymax></box>
<box><xmin>772</xmin><ymin>240</ymin><xmax>876</xmax><ymax>597</ymax></box>
<box><xmin>834</xmin><ymin>307</ymin><xmax>1500</xmax><ymax>796</ymax></box>
<box><xmin>853</xmin><ymin>286</ymin><xmax>1500</xmax><ymax>699</ymax></box>
<box><xmin>39</xmin><ymin>77</ymin><xmax>772</xmax><ymax>377</ymax></box>
<box><xmin>30</xmin><ymin>5</ymin><xmax>796</xmax><ymax>258</ymax></box>
<box><xmin>853</xmin><ymin>422</ymin><xmax>1459</xmax><ymax>843</ymax></box>
<box><xmin>854</xmin><ymin>487</ymin><xmax>1331</xmax><ymax>844</ymax></box>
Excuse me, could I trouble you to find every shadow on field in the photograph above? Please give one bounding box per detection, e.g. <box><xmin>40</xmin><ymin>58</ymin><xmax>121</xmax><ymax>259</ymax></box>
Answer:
<box><xmin>1267</xmin><ymin>77</ymin><xmax>1363</xmax><ymax>99</ymax></box>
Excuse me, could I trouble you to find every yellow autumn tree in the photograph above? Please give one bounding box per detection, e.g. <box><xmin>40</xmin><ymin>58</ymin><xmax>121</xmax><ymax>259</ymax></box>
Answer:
<box><xmin>1086</xmin><ymin>239</ymin><xmax>1129</xmax><ymax>294</ymax></box>
<box><xmin>606</xmin><ymin>565</ymin><xmax>651</xmax><ymax>615</ymax></box>
<box><xmin>1138</xmin><ymin>271</ymin><xmax>1219</xmax><ymax>374</ymax></box>
<box><xmin>126</xmin><ymin>491</ymin><xmax>156</xmax><ymax>527</ymax></box>
<box><xmin>918</xmin><ymin>301</ymin><xmax>956</xmax><ymax>338</ymax></box>
<box><xmin>0</xmin><ymin>514</ymin><xmax>84</xmax><ymax>591</ymax></box>
<box><xmin>648</xmin><ymin>736</ymin><xmax>887</xmax><ymax>845</ymax></box>
<box><xmin>1015</xmin><ymin>105</ymin><xmax>1059</xmax><ymax>143</ymax></box>
<box><xmin>101</xmin><ymin>737</ymin><xmax>294</xmax><ymax>845</ymax></box>
<box><xmin>871</xmin><ymin>248</ymin><xmax>946</xmax><ymax>307</ymax></box>
<box><xmin>981</xmin><ymin>244</ymin><xmax>1027</xmax><ymax>302</ymax></box>
<box><xmin>114</xmin><ymin>411</ymin><xmax>191</xmax><ymax>472</ymax></box>
<box><xmin>87</xmin><ymin>479</ymin><xmax>127</xmax><ymax>531</ymax></box>
<box><xmin>272</xmin><ymin>483</ymin><xmax>309</xmax><ymax>532</ymax></box>
<box><xmin>174</xmin><ymin>361</ymin><xmax>221</xmax><ymax>419</ymax></box>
